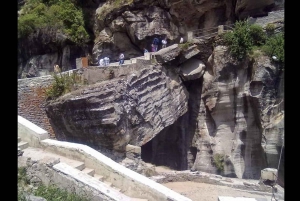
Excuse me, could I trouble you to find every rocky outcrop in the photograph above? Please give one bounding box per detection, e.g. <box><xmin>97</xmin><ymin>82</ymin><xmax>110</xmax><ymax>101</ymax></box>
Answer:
<box><xmin>19</xmin><ymin>0</ymin><xmax>284</xmax><ymax>186</ymax></box>
<box><xmin>46</xmin><ymin>63</ymin><xmax>188</xmax><ymax>151</ymax></box>
<box><xmin>189</xmin><ymin>46</ymin><xmax>284</xmax><ymax>180</ymax></box>
<box><xmin>18</xmin><ymin>0</ymin><xmax>284</xmax><ymax>78</ymax></box>
<box><xmin>179</xmin><ymin>58</ymin><xmax>206</xmax><ymax>81</ymax></box>
<box><xmin>235</xmin><ymin>0</ymin><xmax>275</xmax><ymax>19</ymax></box>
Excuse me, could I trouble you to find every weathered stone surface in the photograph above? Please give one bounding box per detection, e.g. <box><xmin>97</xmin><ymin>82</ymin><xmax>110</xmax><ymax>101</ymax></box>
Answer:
<box><xmin>18</xmin><ymin>0</ymin><xmax>284</xmax><ymax>78</ymax></box>
<box><xmin>92</xmin><ymin>31</ymin><xmax>142</xmax><ymax>64</ymax></box>
<box><xmin>46</xmin><ymin>64</ymin><xmax>188</xmax><ymax>151</ymax></box>
<box><xmin>235</xmin><ymin>0</ymin><xmax>275</xmax><ymax>19</ymax></box>
<box><xmin>178</xmin><ymin>45</ymin><xmax>201</xmax><ymax>64</ymax></box>
<box><xmin>153</xmin><ymin>44</ymin><xmax>180</xmax><ymax>63</ymax></box>
<box><xmin>179</xmin><ymin>58</ymin><xmax>206</xmax><ymax>81</ymax></box>
<box><xmin>189</xmin><ymin>45</ymin><xmax>283</xmax><ymax>181</ymax></box>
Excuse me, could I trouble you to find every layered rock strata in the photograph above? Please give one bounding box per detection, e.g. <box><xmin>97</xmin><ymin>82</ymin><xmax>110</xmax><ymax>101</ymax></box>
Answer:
<box><xmin>46</xmin><ymin>64</ymin><xmax>189</xmax><ymax>151</ymax></box>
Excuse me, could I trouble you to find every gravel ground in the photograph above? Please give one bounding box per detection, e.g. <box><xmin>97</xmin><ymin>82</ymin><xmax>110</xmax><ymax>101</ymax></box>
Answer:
<box><xmin>162</xmin><ymin>181</ymin><xmax>274</xmax><ymax>201</ymax></box>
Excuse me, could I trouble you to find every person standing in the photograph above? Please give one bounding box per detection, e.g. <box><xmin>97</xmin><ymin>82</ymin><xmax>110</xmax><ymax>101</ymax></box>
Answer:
<box><xmin>104</xmin><ymin>56</ymin><xmax>110</xmax><ymax>66</ymax></box>
<box><xmin>179</xmin><ymin>37</ymin><xmax>184</xmax><ymax>43</ymax></box>
<box><xmin>152</xmin><ymin>37</ymin><xmax>159</xmax><ymax>52</ymax></box>
<box><xmin>99</xmin><ymin>58</ymin><xmax>104</xmax><ymax>67</ymax></box>
<box><xmin>151</xmin><ymin>44</ymin><xmax>155</xmax><ymax>52</ymax></box>
<box><xmin>161</xmin><ymin>37</ymin><xmax>167</xmax><ymax>48</ymax></box>
<box><xmin>119</xmin><ymin>53</ymin><xmax>125</xmax><ymax>65</ymax></box>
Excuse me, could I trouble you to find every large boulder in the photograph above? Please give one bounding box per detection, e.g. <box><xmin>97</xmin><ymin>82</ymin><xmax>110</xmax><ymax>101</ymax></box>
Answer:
<box><xmin>46</xmin><ymin>63</ymin><xmax>188</xmax><ymax>151</ymax></box>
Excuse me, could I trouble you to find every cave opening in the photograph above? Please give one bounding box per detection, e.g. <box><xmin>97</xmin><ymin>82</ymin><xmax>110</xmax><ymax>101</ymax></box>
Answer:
<box><xmin>141</xmin><ymin>139</ymin><xmax>152</xmax><ymax>163</ymax></box>
<box><xmin>141</xmin><ymin>121</ymin><xmax>185</xmax><ymax>170</ymax></box>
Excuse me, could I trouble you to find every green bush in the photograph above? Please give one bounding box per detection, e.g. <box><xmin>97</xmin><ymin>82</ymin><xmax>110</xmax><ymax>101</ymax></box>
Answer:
<box><xmin>213</xmin><ymin>153</ymin><xmax>225</xmax><ymax>172</ymax></box>
<box><xmin>18</xmin><ymin>167</ymin><xmax>89</xmax><ymax>201</ymax></box>
<box><xmin>262</xmin><ymin>33</ymin><xmax>284</xmax><ymax>63</ymax></box>
<box><xmin>34</xmin><ymin>184</ymin><xmax>89</xmax><ymax>201</ymax></box>
<box><xmin>223</xmin><ymin>20</ymin><xmax>266</xmax><ymax>61</ymax></box>
<box><xmin>46</xmin><ymin>71</ymin><xmax>85</xmax><ymax>100</ymax></box>
<box><xmin>265</xmin><ymin>23</ymin><xmax>276</xmax><ymax>34</ymax></box>
<box><xmin>249</xmin><ymin>24</ymin><xmax>266</xmax><ymax>46</ymax></box>
<box><xmin>179</xmin><ymin>42</ymin><xmax>192</xmax><ymax>50</ymax></box>
<box><xmin>18</xmin><ymin>0</ymin><xmax>89</xmax><ymax>44</ymax></box>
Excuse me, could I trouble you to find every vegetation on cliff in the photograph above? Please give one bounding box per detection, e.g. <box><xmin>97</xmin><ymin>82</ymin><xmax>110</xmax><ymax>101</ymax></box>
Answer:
<box><xmin>45</xmin><ymin>71</ymin><xmax>87</xmax><ymax>100</ymax></box>
<box><xmin>222</xmin><ymin>20</ymin><xmax>284</xmax><ymax>63</ymax></box>
<box><xmin>18</xmin><ymin>167</ymin><xmax>89</xmax><ymax>201</ymax></box>
<box><xmin>18</xmin><ymin>0</ymin><xmax>89</xmax><ymax>45</ymax></box>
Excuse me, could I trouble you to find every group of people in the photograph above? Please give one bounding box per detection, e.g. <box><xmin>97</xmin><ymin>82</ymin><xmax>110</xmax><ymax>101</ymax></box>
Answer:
<box><xmin>97</xmin><ymin>36</ymin><xmax>183</xmax><ymax>67</ymax></box>
<box><xmin>98</xmin><ymin>53</ymin><xmax>125</xmax><ymax>67</ymax></box>
<box><xmin>151</xmin><ymin>36</ymin><xmax>168</xmax><ymax>52</ymax></box>
<box><xmin>99</xmin><ymin>56</ymin><xmax>110</xmax><ymax>67</ymax></box>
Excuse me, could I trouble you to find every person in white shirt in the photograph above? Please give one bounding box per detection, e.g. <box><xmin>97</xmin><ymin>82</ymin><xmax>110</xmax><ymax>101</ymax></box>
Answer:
<box><xmin>104</xmin><ymin>57</ymin><xmax>110</xmax><ymax>66</ymax></box>
<box><xmin>179</xmin><ymin>37</ymin><xmax>184</xmax><ymax>43</ymax></box>
<box><xmin>119</xmin><ymin>53</ymin><xmax>125</xmax><ymax>65</ymax></box>
<box><xmin>99</xmin><ymin>58</ymin><xmax>105</xmax><ymax>67</ymax></box>
<box><xmin>161</xmin><ymin>38</ymin><xmax>167</xmax><ymax>48</ymax></box>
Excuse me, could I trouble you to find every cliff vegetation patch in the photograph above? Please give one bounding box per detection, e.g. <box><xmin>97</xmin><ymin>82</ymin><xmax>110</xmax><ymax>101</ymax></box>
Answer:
<box><xmin>213</xmin><ymin>153</ymin><xmax>225</xmax><ymax>173</ymax></box>
<box><xmin>18</xmin><ymin>167</ymin><xmax>89</xmax><ymax>201</ymax></box>
<box><xmin>45</xmin><ymin>71</ymin><xmax>87</xmax><ymax>100</ymax></box>
<box><xmin>222</xmin><ymin>20</ymin><xmax>284</xmax><ymax>63</ymax></box>
<box><xmin>18</xmin><ymin>0</ymin><xmax>89</xmax><ymax>45</ymax></box>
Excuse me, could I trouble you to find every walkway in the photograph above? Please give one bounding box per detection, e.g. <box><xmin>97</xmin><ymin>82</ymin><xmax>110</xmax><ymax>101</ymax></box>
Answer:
<box><xmin>18</xmin><ymin>115</ymin><xmax>192</xmax><ymax>201</ymax></box>
<box><xmin>18</xmin><ymin>137</ymin><xmax>142</xmax><ymax>200</ymax></box>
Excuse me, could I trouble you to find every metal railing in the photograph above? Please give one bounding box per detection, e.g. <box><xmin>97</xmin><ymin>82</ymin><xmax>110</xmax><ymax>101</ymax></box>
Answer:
<box><xmin>192</xmin><ymin>24</ymin><xmax>234</xmax><ymax>39</ymax></box>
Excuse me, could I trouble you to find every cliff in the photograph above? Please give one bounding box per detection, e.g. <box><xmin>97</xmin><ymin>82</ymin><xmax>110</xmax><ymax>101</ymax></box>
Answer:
<box><xmin>17</xmin><ymin>0</ymin><xmax>282</xmax><ymax>78</ymax></box>
<box><xmin>18</xmin><ymin>0</ymin><xmax>284</xmax><ymax>186</ymax></box>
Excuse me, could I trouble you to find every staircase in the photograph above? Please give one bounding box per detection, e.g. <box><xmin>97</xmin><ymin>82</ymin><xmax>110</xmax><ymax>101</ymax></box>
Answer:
<box><xmin>18</xmin><ymin>136</ymin><xmax>148</xmax><ymax>201</ymax></box>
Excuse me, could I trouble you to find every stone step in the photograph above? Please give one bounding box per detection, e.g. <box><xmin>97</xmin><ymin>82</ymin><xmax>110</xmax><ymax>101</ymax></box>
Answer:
<box><xmin>18</xmin><ymin>141</ymin><xmax>29</xmax><ymax>150</ymax></box>
<box><xmin>82</xmin><ymin>168</ymin><xmax>95</xmax><ymax>176</ymax></box>
<box><xmin>103</xmin><ymin>181</ymin><xmax>112</xmax><ymax>187</ymax></box>
<box><xmin>94</xmin><ymin>174</ymin><xmax>104</xmax><ymax>181</ymax></box>
<box><xmin>18</xmin><ymin>137</ymin><xmax>21</xmax><ymax>143</ymax></box>
<box><xmin>53</xmin><ymin>162</ymin><xmax>132</xmax><ymax>200</ymax></box>
<box><xmin>102</xmin><ymin>181</ymin><xmax>121</xmax><ymax>192</ymax></box>
<box><xmin>66</xmin><ymin>160</ymin><xmax>85</xmax><ymax>171</ymax></box>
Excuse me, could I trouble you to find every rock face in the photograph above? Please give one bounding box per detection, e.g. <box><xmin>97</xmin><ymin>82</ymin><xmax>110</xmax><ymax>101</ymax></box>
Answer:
<box><xmin>44</xmin><ymin>42</ymin><xmax>284</xmax><ymax>183</ymax></box>
<box><xmin>46</xmin><ymin>63</ymin><xmax>188</xmax><ymax>151</ymax></box>
<box><xmin>19</xmin><ymin>0</ymin><xmax>284</xmax><ymax>186</ymax></box>
<box><xmin>17</xmin><ymin>0</ymin><xmax>284</xmax><ymax>78</ymax></box>
<box><xmin>188</xmin><ymin>46</ymin><xmax>284</xmax><ymax>180</ymax></box>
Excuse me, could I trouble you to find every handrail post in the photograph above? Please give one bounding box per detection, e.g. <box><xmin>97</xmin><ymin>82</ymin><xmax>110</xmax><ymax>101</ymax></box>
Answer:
<box><xmin>187</xmin><ymin>31</ymin><xmax>193</xmax><ymax>42</ymax></box>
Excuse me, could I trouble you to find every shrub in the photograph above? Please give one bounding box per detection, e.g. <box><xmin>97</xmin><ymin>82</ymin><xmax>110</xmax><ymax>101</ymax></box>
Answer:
<box><xmin>265</xmin><ymin>23</ymin><xmax>276</xmax><ymax>34</ymax></box>
<box><xmin>249</xmin><ymin>24</ymin><xmax>266</xmax><ymax>46</ymax></box>
<box><xmin>262</xmin><ymin>33</ymin><xmax>284</xmax><ymax>63</ymax></box>
<box><xmin>45</xmin><ymin>71</ymin><xmax>85</xmax><ymax>100</ymax></box>
<box><xmin>222</xmin><ymin>20</ymin><xmax>266</xmax><ymax>61</ymax></box>
<box><xmin>18</xmin><ymin>167</ymin><xmax>89</xmax><ymax>201</ymax></box>
<box><xmin>34</xmin><ymin>184</ymin><xmax>89</xmax><ymax>201</ymax></box>
<box><xmin>18</xmin><ymin>0</ymin><xmax>89</xmax><ymax>44</ymax></box>
<box><xmin>213</xmin><ymin>153</ymin><xmax>225</xmax><ymax>172</ymax></box>
<box><xmin>179</xmin><ymin>42</ymin><xmax>192</xmax><ymax>50</ymax></box>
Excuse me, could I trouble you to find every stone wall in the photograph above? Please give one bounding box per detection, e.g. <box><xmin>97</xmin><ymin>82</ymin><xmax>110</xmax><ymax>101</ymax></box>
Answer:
<box><xmin>18</xmin><ymin>157</ymin><xmax>120</xmax><ymax>201</ymax></box>
<box><xmin>18</xmin><ymin>76</ymin><xmax>56</xmax><ymax>138</ymax></box>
